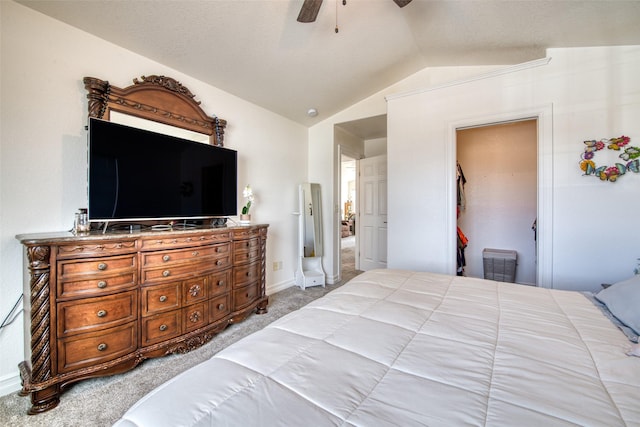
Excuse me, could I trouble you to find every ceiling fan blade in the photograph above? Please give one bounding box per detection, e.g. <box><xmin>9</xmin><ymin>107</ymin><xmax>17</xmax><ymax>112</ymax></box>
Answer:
<box><xmin>393</xmin><ymin>0</ymin><xmax>412</xmax><ymax>7</ymax></box>
<box><xmin>297</xmin><ymin>0</ymin><xmax>323</xmax><ymax>23</ymax></box>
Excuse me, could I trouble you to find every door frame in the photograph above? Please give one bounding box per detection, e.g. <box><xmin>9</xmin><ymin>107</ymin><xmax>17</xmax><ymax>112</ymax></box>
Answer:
<box><xmin>337</xmin><ymin>145</ymin><xmax>361</xmax><ymax>283</ymax></box>
<box><xmin>447</xmin><ymin>104</ymin><xmax>554</xmax><ymax>287</ymax></box>
<box><xmin>455</xmin><ymin>119</ymin><xmax>538</xmax><ymax>284</ymax></box>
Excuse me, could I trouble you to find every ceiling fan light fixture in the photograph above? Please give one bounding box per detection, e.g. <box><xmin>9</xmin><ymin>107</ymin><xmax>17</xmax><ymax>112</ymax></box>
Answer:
<box><xmin>307</xmin><ymin>108</ymin><xmax>318</xmax><ymax>117</ymax></box>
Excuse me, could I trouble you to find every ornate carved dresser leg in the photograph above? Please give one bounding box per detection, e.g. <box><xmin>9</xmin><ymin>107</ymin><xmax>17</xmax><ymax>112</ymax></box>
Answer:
<box><xmin>24</xmin><ymin>245</ymin><xmax>57</xmax><ymax>414</ymax></box>
<box><xmin>28</xmin><ymin>385</ymin><xmax>60</xmax><ymax>415</ymax></box>
<box><xmin>256</xmin><ymin>297</ymin><xmax>269</xmax><ymax>314</ymax></box>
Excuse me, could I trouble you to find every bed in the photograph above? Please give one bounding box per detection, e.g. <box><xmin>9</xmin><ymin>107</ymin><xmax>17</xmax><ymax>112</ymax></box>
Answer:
<box><xmin>114</xmin><ymin>269</ymin><xmax>640</xmax><ymax>426</ymax></box>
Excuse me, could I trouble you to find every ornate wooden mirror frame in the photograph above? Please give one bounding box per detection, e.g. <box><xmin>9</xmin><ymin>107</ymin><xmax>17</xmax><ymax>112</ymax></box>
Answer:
<box><xmin>83</xmin><ymin>75</ymin><xmax>227</xmax><ymax>146</ymax></box>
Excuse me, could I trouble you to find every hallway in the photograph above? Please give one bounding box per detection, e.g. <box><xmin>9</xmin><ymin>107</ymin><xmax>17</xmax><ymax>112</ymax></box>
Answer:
<box><xmin>341</xmin><ymin>235</ymin><xmax>361</xmax><ymax>282</ymax></box>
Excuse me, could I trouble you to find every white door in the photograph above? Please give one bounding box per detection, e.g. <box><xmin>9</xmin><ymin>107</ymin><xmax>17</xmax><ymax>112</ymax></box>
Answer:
<box><xmin>358</xmin><ymin>155</ymin><xmax>387</xmax><ymax>271</ymax></box>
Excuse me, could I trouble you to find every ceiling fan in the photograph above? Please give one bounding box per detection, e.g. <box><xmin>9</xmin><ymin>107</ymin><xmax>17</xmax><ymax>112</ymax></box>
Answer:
<box><xmin>297</xmin><ymin>0</ymin><xmax>413</xmax><ymax>23</ymax></box>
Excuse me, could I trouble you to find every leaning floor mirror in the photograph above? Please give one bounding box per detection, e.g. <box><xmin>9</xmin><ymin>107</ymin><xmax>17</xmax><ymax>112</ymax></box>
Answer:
<box><xmin>295</xmin><ymin>183</ymin><xmax>326</xmax><ymax>289</ymax></box>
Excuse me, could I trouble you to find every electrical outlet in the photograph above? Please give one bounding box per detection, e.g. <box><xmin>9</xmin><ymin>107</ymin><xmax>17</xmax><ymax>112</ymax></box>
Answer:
<box><xmin>273</xmin><ymin>261</ymin><xmax>283</xmax><ymax>271</ymax></box>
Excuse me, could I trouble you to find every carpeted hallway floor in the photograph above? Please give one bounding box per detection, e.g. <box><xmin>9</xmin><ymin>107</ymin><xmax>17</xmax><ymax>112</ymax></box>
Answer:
<box><xmin>341</xmin><ymin>234</ymin><xmax>356</xmax><ymax>273</ymax></box>
<box><xmin>0</xmin><ymin>241</ymin><xmax>362</xmax><ymax>426</ymax></box>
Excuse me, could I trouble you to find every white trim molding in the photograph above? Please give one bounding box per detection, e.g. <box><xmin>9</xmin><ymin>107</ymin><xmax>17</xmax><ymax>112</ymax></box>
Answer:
<box><xmin>0</xmin><ymin>372</ymin><xmax>21</xmax><ymax>398</ymax></box>
<box><xmin>386</xmin><ymin>57</ymin><xmax>553</xmax><ymax>102</ymax></box>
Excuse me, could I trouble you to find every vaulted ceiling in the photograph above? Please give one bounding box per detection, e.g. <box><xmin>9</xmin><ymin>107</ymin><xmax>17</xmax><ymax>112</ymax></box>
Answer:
<box><xmin>17</xmin><ymin>0</ymin><xmax>640</xmax><ymax>130</ymax></box>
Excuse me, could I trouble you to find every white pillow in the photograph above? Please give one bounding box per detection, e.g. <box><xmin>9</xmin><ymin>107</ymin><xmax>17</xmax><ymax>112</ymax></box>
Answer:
<box><xmin>595</xmin><ymin>275</ymin><xmax>640</xmax><ymax>335</ymax></box>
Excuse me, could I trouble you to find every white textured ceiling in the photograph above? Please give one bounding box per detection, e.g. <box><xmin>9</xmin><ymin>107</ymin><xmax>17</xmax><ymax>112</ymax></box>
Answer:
<box><xmin>17</xmin><ymin>0</ymin><xmax>640</xmax><ymax>132</ymax></box>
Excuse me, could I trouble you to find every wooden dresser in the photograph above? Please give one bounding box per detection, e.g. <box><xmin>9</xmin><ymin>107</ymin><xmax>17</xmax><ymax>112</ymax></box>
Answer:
<box><xmin>16</xmin><ymin>224</ymin><xmax>268</xmax><ymax>414</ymax></box>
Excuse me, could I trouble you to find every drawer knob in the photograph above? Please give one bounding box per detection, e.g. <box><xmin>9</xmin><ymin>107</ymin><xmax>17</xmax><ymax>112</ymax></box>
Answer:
<box><xmin>216</xmin><ymin>260</ymin><xmax>223</xmax><ymax>266</ymax></box>
<box><xmin>97</xmin><ymin>262</ymin><xmax>107</xmax><ymax>270</ymax></box>
<box><xmin>188</xmin><ymin>285</ymin><xmax>202</xmax><ymax>297</ymax></box>
<box><xmin>216</xmin><ymin>247</ymin><xmax>221</xmax><ymax>252</ymax></box>
<box><xmin>97</xmin><ymin>281</ymin><xmax>107</xmax><ymax>289</ymax></box>
<box><xmin>218</xmin><ymin>303</ymin><xmax>225</xmax><ymax>310</ymax></box>
<box><xmin>159</xmin><ymin>324</ymin><xmax>168</xmax><ymax>331</ymax></box>
<box><xmin>97</xmin><ymin>343</ymin><xmax>107</xmax><ymax>352</ymax></box>
<box><xmin>246</xmin><ymin>271</ymin><xmax>252</xmax><ymax>277</ymax></box>
<box><xmin>162</xmin><ymin>270</ymin><xmax>171</xmax><ymax>277</ymax></box>
<box><xmin>189</xmin><ymin>311</ymin><xmax>202</xmax><ymax>323</ymax></box>
<box><xmin>162</xmin><ymin>255</ymin><xmax>170</xmax><ymax>262</ymax></box>
<box><xmin>159</xmin><ymin>295</ymin><xmax>168</xmax><ymax>302</ymax></box>
<box><xmin>192</xmin><ymin>251</ymin><xmax>200</xmax><ymax>257</ymax></box>
<box><xmin>97</xmin><ymin>309</ymin><xmax>107</xmax><ymax>318</ymax></box>
<box><xmin>217</xmin><ymin>280</ymin><xmax>225</xmax><ymax>287</ymax></box>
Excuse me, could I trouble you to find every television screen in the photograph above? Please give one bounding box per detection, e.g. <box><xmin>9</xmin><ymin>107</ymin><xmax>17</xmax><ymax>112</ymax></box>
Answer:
<box><xmin>88</xmin><ymin>118</ymin><xmax>237</xmax><ymax>222</ymax></box>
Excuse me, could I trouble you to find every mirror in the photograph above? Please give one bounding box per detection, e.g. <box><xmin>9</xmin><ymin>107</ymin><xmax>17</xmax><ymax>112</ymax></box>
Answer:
<box><xmin>301</xmin><ymin>183</ymin><xmax>323</xmax><ymax>257</ymax></box>
<box><xmin>110</xmin><ymin>111</ymin><xmax>210</xmax><ymax>143</ymax></box>
<box><xmin>84</xmin><ymin>75</ymin><xmax>227</xmax><ymax>147</ymax></box>
<box><xmin>295</xmin><ymin>183</ymin><xmax>325</xmax><ymax>289</ymax></box>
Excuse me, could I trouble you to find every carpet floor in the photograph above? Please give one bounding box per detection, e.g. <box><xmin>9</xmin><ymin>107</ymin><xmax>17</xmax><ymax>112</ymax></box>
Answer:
<box><xmin>0</xmin><ymin>242</ymin><xmax>361</xmax><ymax>426</ymax></box>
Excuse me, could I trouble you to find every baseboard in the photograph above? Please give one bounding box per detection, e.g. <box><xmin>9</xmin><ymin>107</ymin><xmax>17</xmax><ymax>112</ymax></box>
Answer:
<box><xmin>266</xmin><ymin>278</ymin><xmax>295</xmax><ymax>295</ymax></box>
<box><xmin>326</xmin><ymin>273</ymin><xmax>340</xmax><ymax>285</ymax></box>
<box><xmin>0</xmin><ymin>371</ymin><xmax>21</xmax><ymax>398</ymax></box>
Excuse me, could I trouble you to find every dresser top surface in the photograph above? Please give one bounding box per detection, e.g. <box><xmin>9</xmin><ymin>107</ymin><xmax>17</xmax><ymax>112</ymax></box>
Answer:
<box><xmin>17</xmin><ymin>224</ymin><xmax>268</xmax><ymax>245</ymax></box>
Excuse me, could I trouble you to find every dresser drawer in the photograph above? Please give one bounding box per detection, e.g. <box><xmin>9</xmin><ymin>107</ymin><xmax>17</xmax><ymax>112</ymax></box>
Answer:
<box><xmin>141</xmin><ymin>255</ymin><xmax>231</xmax><ymax>283</ymax></box>
<box><xmin>58</xmin><ymin>271</ymin><xmax>137</xmax><ymax>299</ymax></box>
<box><xmin>209</xmin><ymin>270</ymin><xmax>231</xmax><ymax>297</ymax></box>
<box><xmin>183</xmin><ymin>302</ymin><xmax>208</xmax><ymax>333</ymax></box>
<box><xmin>142</xmin><ymin>310</ymin><xmax>182</xmax><ymax>347</ymax></box>
<box><xmin>141</xmin><ymin>243</ymin><xmax>230</xmax><ymax>268</ymax></box>
<box><xmin>233</xmin><ymin>237</ymin><xmax>259</xmax><ymax>252</ymax></box>
<box><xmin>58</xmin><ymin>255</ymin><xmax>136</xmax><ymax>280</ymax></box>
<box><xmin>183</xmin><ymin>276</ymin><xmax>208</xmax><ymax>305</ymax></box>
<box><xmin>56</xmin><ymin>240</ymin><xmax>137</xmax><ymax>259</ymax></box>
<box><xmin>210</xmin><ymin>293</ymin><xmax>231</xmax><ymax>322</ymax></box>
<box><xmin>141</xmin><ymin>283</ymin><xmax>181</xmax><ymax>316</ymax></box>
<box><xmin>234</xmin><ymin>246</ymin><xmax>260</xmax><ymax>264</ymax></box>
<box><xmin>233</xmin><ymin>238</ymin><xmax>260</xmax><ymax>264</ymax></box>
<box><xmin>57</xmin><ymin>291</ymin><xmax>137</xmax><ymax>337</ymax></box>
<box><xmin>140</xmin><ymin>232</ymin><xmax>231</xmax><ymax>250</ymax></box>
<box><xmin>232</xmin><ymin>228</ymin><xmax>261</xmax><ymax>240</ymax></box>
<box><xmin>57</xmin><ymin>322</ymin><xmax>137</xmax><ymax>373</ymax></box>
<box><xmin>233</xmin><ymin>261</ymin><xmax>261</xmax><ymax>288</ymax></box>
<box><xmin>233</xmin><ymin>282</ymin><xmax>260</xmax><ymax>310</ymax></box>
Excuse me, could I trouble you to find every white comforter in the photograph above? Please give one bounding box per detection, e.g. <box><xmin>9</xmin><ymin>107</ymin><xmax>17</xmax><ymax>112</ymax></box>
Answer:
<box><xmin>114</xmin><ymin>270</ymin><xmax>640</xmax><ymax>426</ymax></box>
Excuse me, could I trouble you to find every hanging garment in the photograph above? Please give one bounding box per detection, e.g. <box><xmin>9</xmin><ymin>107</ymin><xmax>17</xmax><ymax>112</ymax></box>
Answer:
<box><xmin>531</xmin><ymin>218</ymin><xmax>537</xmax><ymax>241</ymax></box>
<box><xmin>457</xmin><ymin>162</ymin><xmax>467</xmax><ymax>211</ymax></box>
<box><xmin>457</xmin><ymin>226</ymin><xmax>468</xmax><ymax>275</ymax></box>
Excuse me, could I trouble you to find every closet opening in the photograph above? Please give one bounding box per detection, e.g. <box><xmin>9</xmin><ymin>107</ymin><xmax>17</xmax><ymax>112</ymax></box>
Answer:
<box><xmin>456</xmin><ymin>119</ymin><xmax>538</xmax><ymax>285</ymax></box>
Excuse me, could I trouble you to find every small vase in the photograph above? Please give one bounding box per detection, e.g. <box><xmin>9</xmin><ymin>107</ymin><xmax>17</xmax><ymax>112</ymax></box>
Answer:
<box><xmin>239</xmin><ymin>214</ymin><xmax>251</xmax><ymax>225</ymax></box>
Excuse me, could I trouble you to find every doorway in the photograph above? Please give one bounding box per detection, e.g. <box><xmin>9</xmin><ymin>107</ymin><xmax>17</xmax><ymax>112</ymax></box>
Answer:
<box><xmin>335</xmin><ymin>114</ymin><xmax>387</xmax><ymax>282</ymax></box>
<box><xmin>456</xmin><ymin>119</ymin><xmax>538</xmax><ymax>285</ymax></box>
<box><xmin>340</xmin><ymin>154</ymin><xmax>358</xmax><ymax>280</ymax></box>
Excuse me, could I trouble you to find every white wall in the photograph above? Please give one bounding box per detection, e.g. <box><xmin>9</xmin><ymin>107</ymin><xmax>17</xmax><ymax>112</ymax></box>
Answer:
<box><xmin>365</xmin><ymin>137</ymin><xmax>387</xmax><ymax>157</ymax></box>
<box><xmin>0</xmin><ymin>1</ymin><xmax>307</xmax><ymax>396</ymax></box>
<box><xmin>387</xmin><ymin>46</ymin><xmax>640</xmax><ymax>291</ymax></box>
<box><xmin>309</xmin><ymin>66</ymin><xmax>502</xmax><ymax>285</ymax></box>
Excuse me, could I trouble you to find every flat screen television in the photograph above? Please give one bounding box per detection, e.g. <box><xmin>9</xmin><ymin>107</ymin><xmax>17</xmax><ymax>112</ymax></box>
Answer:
<box><xmin>88</xmin><ymin>118</ymin><xmax>237</xmax><ymax>223</ymax></box>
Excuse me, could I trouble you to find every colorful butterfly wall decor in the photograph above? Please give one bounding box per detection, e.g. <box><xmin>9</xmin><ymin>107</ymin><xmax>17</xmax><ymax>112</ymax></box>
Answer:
<box><xmin>579</xmin><ymin>136</ymin><xmax>639</xmax><ymax>182</ymax></box>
